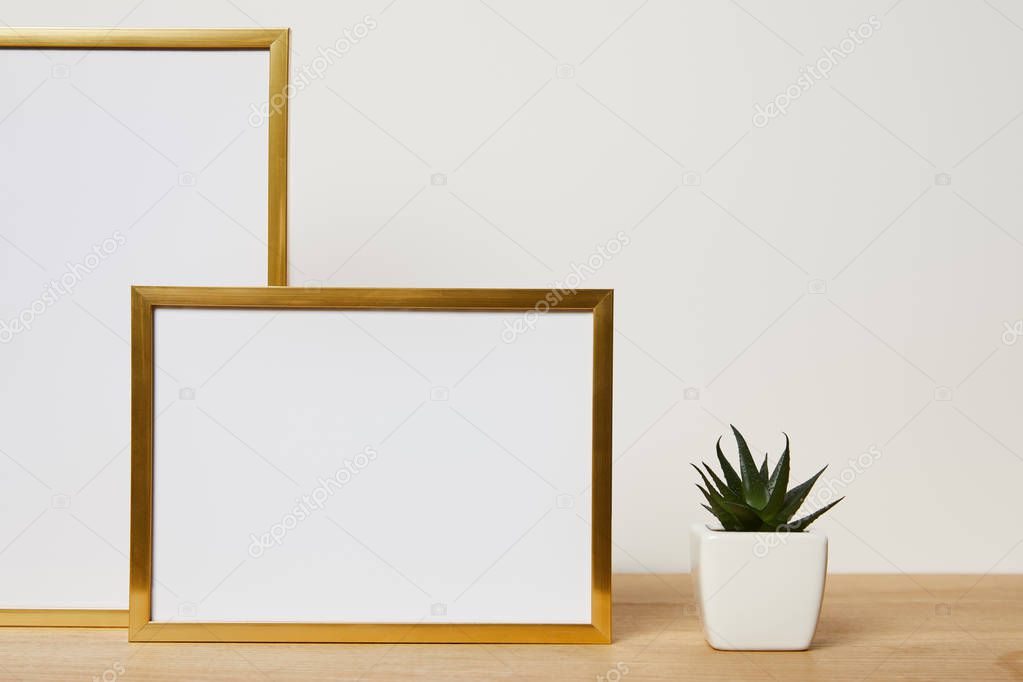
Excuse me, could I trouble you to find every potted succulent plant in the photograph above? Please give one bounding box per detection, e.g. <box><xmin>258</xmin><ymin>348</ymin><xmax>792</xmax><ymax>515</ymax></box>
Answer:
<box><xmin>690</xmin><ymin>426</ymin><xmax>843</xmax><ymax>651</ymax></box>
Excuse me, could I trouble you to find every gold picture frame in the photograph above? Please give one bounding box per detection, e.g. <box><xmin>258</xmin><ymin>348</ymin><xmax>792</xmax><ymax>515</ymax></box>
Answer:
<box><xmin>0</xmin><ymin>28</ymin><xmax>290</xmax><ymax>628</ymax></box>
<box><xmin>129</xmin><ymin>286</ymin><xmax>613</xmax><ymax>643</ymax></box>
<box><xmin>0</xmin><ymin>27</ymin><xmax>290</xmax><ymax>286</ymax></box>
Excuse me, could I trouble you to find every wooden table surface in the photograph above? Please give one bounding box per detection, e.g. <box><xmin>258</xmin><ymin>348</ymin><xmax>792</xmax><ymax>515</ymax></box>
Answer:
<box><xmin>0</xmin><ymin>574</ymin><xmax>1019</xmax><ymax>681</ymax></box>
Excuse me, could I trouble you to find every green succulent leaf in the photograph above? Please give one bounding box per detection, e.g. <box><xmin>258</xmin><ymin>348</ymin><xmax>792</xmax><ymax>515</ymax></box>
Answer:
<box><xmin>760</xmin><ymin>434</ymin><xmax>790</xmax><ymax>519</ymax></box>
<box><xmin>776</xmin><ymin>465</ymin><xmax>829</xmax><ymax>523</ymax></box>
<box><xmin>700</xmin><ymin>503</ymin><xmax>741</xmax><ymax>531</ymax></box>
<box><xmin>691</xmin><ymin>464</ymin><xmax>723</xmax><ymax>499</ymax></box>
<box><xmin>693</xmin><ymin>464</ymin><xmax>742</xmax><ymax>529</ymax></box>
<box><xmin>697</xmin><ymin>485</ymin><xmax>742</xmax><ymax>530</ymax></box>
<box><xmin>715</xmin><ymin>437</ymin><xmax>742</xmax><ymax>494</ymax></box>
<box><xmin>719</xmin><ymin>499</ymin><xmax>765</xmax><ymax>528</ymax></box>
<box><xmin>759</xmin><ymin>454</ymin><xmax>769</xmax><ymax>482</ymax></box>
<box><xmin>702</xmin><ymin>463</ymin><xmax>741</xmax><ymax>502</ymax></box>
<box><xmin>731</xmin><ymin>425</ymin><xmax>768</xmax><ymax>509</ymax></box>
<box><xmin>784</xmin><ymin>497</ymin><xmax>844</xmax><ymax>532</ymax></box>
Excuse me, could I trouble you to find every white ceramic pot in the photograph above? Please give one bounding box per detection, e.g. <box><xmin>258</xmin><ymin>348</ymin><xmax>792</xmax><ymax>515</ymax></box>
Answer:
<box><xmin>690</xmin><ymin>523</ymin><xmax>828</xmax><ymax>650</ymax></box>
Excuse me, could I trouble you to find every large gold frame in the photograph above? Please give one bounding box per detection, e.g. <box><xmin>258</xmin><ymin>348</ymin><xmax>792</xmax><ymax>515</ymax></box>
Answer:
<box><xmin>129</xmin><ymin>286</ymin><xmax>613</xmax><ymax>643</ymax></box>
<box><xmin>0</xmin><ymin>28</ymin><xmax>290</xmax><ymax>628</ymax></box>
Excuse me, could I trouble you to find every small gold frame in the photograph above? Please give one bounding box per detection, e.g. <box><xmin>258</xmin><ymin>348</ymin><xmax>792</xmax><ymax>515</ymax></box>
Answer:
<box><xmin>129</xmin><ymin>286</ymin><xmax>613</xmax><ymax>643</ymax></box>
<box><xmin>0</xmin><ymin>28</ymin><xmax>290</xmax><ymax>628</ymax></box>
<box><xmin>0</xmin><ymin>27</ymin><xmax>290</xmax><ymax>285</ymax></box>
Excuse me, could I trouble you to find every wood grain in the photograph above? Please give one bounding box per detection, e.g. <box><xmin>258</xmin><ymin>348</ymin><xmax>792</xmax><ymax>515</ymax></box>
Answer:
<box><xmin>0</xmin><ymin>574</ymin><xmax>1019</xmax><ymax>681</ymax></box>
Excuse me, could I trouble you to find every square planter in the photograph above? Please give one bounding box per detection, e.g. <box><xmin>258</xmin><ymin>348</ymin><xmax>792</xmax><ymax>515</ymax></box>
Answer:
<box><xmin>690</xmin><ymin>523</ymin><xmax>828</xmax><ymax>650</ymax></box>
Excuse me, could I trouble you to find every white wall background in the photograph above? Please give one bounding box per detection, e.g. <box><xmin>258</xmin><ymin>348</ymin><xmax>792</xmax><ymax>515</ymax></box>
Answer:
<box><xmin>3</xmin><ymin>0</ymin><xmax>1022</xmax><ymax>575</ymax></box>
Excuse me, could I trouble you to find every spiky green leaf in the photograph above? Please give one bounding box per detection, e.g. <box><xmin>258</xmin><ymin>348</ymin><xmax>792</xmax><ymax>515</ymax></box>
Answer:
<box><xmin>776</xmin><ymin>465</ymin><xmax>828</xmax><ymax>523</ymax></box>
<box><xmin>719</xmin><ymin>499</ymin><xmax>764</xmax><ymax>529</ymax></box>
<box><xmin>697</xmin><ymin>485</ymin><xmax>742</xmax><ymax>530</ymax></box>
<box><xmin>731</xmin><ymin>425</ymin><xmax>768</xmax><ymax>509</ymax></box>
<box><xmin>691</xmin><ymin>464</ymin><xmax>723</xmax><ymax>499</ymax></box>
<box><xmin>702</xmin><ymin>463</ymin><xmax>741</xmax><ymax>502</ymax></box>
<box><xmin>759</xmin><ymin>453</ymin><xmax>769</xmax><ymax>482</ymax></box>
<box><xmin>784</xmin><ymin>497</ymin><xmax>844</xmax><ymax>532</ymax></box>
<box><xmin>715</xmin><ymin>436</ymin><xmax>742</xmax><ymax>494</ymax></box>
<box><xmin>700</xmin><ymin>503</ymin><xmax>741</xmax><ymax>531</ymax></box>
<box><xmin>760</xmin><ymin>434</ymin><xmax>790</xmax><ymax>519</ymax></box>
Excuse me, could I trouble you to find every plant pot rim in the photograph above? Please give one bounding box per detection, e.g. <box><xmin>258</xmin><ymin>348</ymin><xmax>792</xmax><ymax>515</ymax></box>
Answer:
<box><xmin>693</xmin><ymin>522</ymin><xmax>825</xmax><ymax>537</ymax></box>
